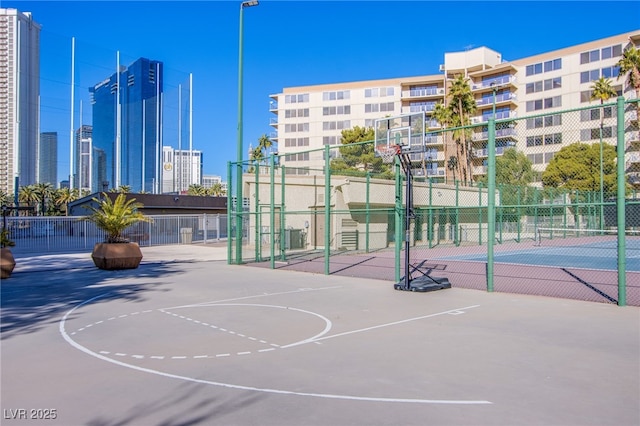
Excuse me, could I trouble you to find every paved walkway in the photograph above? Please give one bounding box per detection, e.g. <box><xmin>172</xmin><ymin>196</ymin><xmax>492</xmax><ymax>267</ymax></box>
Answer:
<box><xmin>12</xmin><ymin>243</ymin><xmax>228</xmax><ymax>273</ymax></box>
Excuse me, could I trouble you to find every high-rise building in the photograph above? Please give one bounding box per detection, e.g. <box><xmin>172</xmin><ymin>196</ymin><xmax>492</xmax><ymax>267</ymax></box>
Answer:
<box><xmin>38</xmin><ymin>131</ymin><xmax>57</xmax><ymax>186</ymax></box>
<box><xmin>0</xmin><ymin>8</ymin><xmax>41</xmax><ymax>196</ymax></box>
<box><xmin>75</xmin><ymin>125</ymin><xmax>93</xmax><ymax>193</ymax></box>
<box><xmin>90</xmin><ymin>57</ymin><xmax>163</xmax><ymax>193</ymax></box>
<box><xmin>162</xmin><ymin>146</ymin><xmax>202</xmax><ymax>194</ymax></box>
<box><xmin>270</xmin><ymin>30</ymin><xmax>640</xmax><ymax>184</ymax></box>
<box><xmin>203</xmin><ymin>174</ymin><xmax>226</xmax><ymax>194</ymax></box>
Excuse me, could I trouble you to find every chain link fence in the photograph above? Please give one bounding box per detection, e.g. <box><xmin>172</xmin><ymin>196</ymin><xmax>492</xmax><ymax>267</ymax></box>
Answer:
<box><xmin>229</xmin><ymin>98</ymin><xmax>639</xmax><ymax>306</ymax></box>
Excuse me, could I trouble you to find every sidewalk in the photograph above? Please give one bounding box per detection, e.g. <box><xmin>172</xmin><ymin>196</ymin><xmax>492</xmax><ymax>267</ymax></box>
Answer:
<box><xmin>12</xmin><ymin>243</ymin><xmax>228</xmax><ymax>273</ymax></box>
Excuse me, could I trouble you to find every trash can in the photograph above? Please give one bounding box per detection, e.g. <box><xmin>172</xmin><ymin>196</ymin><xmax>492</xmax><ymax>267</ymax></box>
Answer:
<box><xmin>180</xmin><ymin>228</ymin><xmax>193</xmax><ymax>244</ymax></box>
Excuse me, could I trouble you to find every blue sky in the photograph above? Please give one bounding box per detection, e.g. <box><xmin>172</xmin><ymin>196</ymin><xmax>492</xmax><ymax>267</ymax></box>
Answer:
<box><xmin>3</xmin><ymin>0</ymin><xmax>639</xmax><ymax>183</ymax></box>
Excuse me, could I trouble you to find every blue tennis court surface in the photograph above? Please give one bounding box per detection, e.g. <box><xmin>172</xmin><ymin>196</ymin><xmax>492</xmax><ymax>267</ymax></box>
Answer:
<box><xmin>436</xmin><ymin>241</ymin><xmax>640</xmax><ymax>272</ymax></box>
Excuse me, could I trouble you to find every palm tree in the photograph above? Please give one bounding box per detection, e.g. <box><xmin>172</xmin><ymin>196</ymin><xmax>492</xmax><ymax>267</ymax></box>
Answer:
<box><xmin>0</xmin><ymin>190</ymin><xmax>9</xmax><ymax>207</ymax></box>
<box><xmin>83</xmin><ymin>193</ymin><xmax>152</xmax><ymax>243</ymax></box>
<box><xmin>18</xmin><ymin>185</ymin><xmax>38</xmax><ymax>214</ymax></box>
<box><xmin>616</xmin><ymin>43</ymin><xmax>640</xmax><ymax>107</ymax></box>
<box><xmin>208</xmin><ymin>183</ymin><xmax>225</xmax><ymax>196</ymax></box>
<box><xmin>250</xmin><ymin>134</ymin><xmax>274</xmax><ymax>174</ymax></box>
<box><xmin>54</xmin><ymin>187</ymin><xmax>77</xmax><ymax>215</ymax></box>
<box><xmin>187</xmin><ymin>184</ymin><xmax>207</xmax><ymax>196</ymax></box>
<box><xmin>448</xmin><ymin>74</ymin><xmax>477</xmax><ymax>185</ymax></box>
<box><xmin>432</xmin><ymin>102</ymin><xmax>453</xmax><ymax>183</ymax></box>
<box><xmin>33</xmin><ymin>182</ymin><xmax>54</xmax><ymax>215</ymax></box>
<box><xmin>591</xmin><ymin>76</ymin><xmax>618</xmax><ymax>226</ymax></box>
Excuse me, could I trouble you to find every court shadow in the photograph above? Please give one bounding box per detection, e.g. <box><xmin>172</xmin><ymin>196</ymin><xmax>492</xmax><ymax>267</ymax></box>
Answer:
<box><xmin>1</xmin><ymin>261</ymin><xmax>186</xmax><ymax>340</ymax></box>
<box><xmin>85</xmin><ymin>382</ymin><xmax>265</xmax><ymax>426</ymax></box>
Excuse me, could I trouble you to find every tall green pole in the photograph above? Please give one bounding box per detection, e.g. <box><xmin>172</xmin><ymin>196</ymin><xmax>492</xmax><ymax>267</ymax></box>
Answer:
<box><xmin>324</xmin><ymin>145</ymin><xmax>331</xmax><ymax>275</ymax></box>
<box><xmin>269</xmin><ymin>154</ymin><xmax>275</xmax><ymax>269</ymax></box>
<box><xmin>599</xmin><ymin>120</ymin><xmax>604</xmax><ymax>232</ymax></box>
<box><xmin>254</xmin><ymin>163</ymin><xmax>260</xmax><ymax>262</ymax></box>
<box><xmin>394</xmin><ymin>157</ymin><xmax>402</xmax><ymax>283</ymax></box>
<box><xmin>235</xmin><ymin>4</ymin><xmax>246</xmax><ymax>265</ymax></box>
<box><xmin>429</xmin><ymin>178</ymin><xmax>433</xmax><ymax>248</ymax></box>
<box><xmin>478</xmin><ymin>181</ymin><xmax>483</xmax><ymax>245</ymax></box>
<box><xmin>616</xmin><ymin>96</ymin><xmax>626</xmax><ymax>306</ymax></box>
<box><xmin>235</xmin><ymin>1</ymin><xmax>259</xmax><ymax>265</ymax></box>
<box><xmin>281</xmin><ymin>164</ymin><xmax>286</xmax><ymax>261</ymax></box>
<box><xmin>365</xmin><ymin>171</ymin><xmax>370</xmax><ymax>253</ymax></box>
<box><xmin>487</xmin><ymin>116</ymin><xmax>496</xmax><ymax>292</ymax></box>
<box><xmin>227</xmin><ymin>161</ymin><xmax>233</xmax><ymax>264</ymax></box>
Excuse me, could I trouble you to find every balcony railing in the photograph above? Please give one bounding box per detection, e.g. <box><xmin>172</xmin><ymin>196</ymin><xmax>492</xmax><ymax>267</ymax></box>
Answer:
<box><xmin>473</xmin><ymin>145</ymin><xmax>514</xmax><ymax>158</ymax></box>
<box><xmin>476</xmin><ymin>92</ymin><xmax>516</xmax><ymax>106</ymax></box>
<box><xmin>406</xmin><ymin>87</ymin><xmax>445</xmax><ymax>98</ymax></box>
<box><xmin>472</xmin><ymin>127</ymin><xmax>517</xmax><ymax>141</ymax></box>
<box><xmin>471</xmin><ymin>110</ymin><xmax>517</xmax><ymax>124</ymax></box>
<box><xmin>471</xmin><ymin>75</ymin><xmax>516</xmax><ymax>91</ymax></box>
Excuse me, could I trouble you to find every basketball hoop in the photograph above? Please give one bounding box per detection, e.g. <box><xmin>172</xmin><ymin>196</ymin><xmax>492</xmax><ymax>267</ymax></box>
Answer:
<box><xmin>377</xmin><ymin>144</ymin><xmax>401</xmax><ymax>163</ymax></box>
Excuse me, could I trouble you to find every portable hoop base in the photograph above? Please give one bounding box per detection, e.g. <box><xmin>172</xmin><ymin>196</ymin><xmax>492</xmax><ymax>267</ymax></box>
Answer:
<box><xmin>390</xmin><ymin>149</ymin><xmax>452</xmax><ymax>294</ymax></box>
<box><xmin>394</xmin><ymin>275</ymin><xmax>452</xmax><ymax>292</ymax></box>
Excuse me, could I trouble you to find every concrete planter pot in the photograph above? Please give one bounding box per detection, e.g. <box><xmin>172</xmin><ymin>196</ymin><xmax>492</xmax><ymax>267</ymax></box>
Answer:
<box><xmin>0</xmin><ymin>247</ymin><xmax>16</xmax><ymax>279</ymax></box>
<box><xmin>91</xmin><ymin>242</ymin><xmax>143</xmax><ymax>270</ymax></box>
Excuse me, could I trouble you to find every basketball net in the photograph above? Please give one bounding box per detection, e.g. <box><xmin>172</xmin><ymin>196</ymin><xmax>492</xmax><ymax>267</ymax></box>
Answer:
<box><xmin>377</xmin><ymin>144</ymin><xmax>401</xmax><ymax>163</ymax></box>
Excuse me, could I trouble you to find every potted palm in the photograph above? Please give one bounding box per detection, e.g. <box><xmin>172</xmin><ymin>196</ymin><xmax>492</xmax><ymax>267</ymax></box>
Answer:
<box><xmin>82</xmin><ymin>192</ymin><xmax>152</xmax><ymax>270</ymax></box>
<box><xmin>0</xmin><ymin>228</ymin><xmax>16</xmax><ymax>278</ymax></box>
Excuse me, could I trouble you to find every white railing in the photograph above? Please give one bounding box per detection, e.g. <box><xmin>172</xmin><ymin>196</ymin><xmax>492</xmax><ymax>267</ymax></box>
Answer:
<box><xmin>3</xmin><ymin>214</ymin><xmax>228</xmax><ymax>255</ymax></box>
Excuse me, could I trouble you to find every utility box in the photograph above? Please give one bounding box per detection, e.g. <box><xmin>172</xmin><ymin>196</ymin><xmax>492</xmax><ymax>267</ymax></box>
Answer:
<box><xmin>281</xmin><ymin>229</ymin><xmax>305</xmax><ymax>250</ymax></box>
<box><xmin>180</xmin><ymin>228</ymin><xmax>193</xmax><ymax>244</ymax></box>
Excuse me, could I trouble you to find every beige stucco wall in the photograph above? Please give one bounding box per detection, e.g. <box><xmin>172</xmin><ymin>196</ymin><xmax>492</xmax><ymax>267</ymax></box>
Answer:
<box><xmin>243</xmin><ymin>173</ymin><xmax>495</xmax><ymax>251</ymax></box>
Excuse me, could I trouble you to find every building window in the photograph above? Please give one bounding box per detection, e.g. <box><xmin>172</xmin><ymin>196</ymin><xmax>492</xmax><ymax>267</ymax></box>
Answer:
<box><xmin>323</xmin><ymin>136</ymin><xmax>338</xmax><ymax>145</ymax></box>
<box><xmin>322</xmin><ymin>105</ymin><xmax>351</xmax><ymax>115</ymax></box>
<box><xmin>527</xmin><ymin>58</ymin><xmax>561</xmax><ymax>76</ymax></box>
<box><xmin>527</xmin><ymin>153</ymin><xmax>544</xmax><ymax>164</ymax></box>
<box><xmin>544</xmin><ymin>58</ymin><xmax>562</xmax><ymax>72</ymax></box>
<box><xmin>526</xmin><ymin>136</ymin><xmax>543</xmax><ymax>147</ymax></box>
<box><xmin>322</xmin><ymin>90</ymin><xmax>350</xmax><ymax>101</ymax></box>
<box><xmin>365</xmin><ymin>87</ymin><xmax>394</xmax><ymax>98</ymax></box>
<box><xmin>580</xmin><ymin>44</ymin><xmax>622</xmax><ymax>64</ymax></box>
<box><xmin>544</xmin><ymin>114</ymin><xmax>562</xmax><ymax>127</ymax></box>
<box><xmin>285</xmin><ymin>93</ymin><xmax>309</xmax><ymax>104</ymax></box>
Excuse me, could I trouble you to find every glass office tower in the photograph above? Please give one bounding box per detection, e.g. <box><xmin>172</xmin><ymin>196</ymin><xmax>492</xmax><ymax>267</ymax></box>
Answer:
<box><xmin>89</xmin><ymin>57</ymin><xmax>163</xmax><ymax>193</ymax></box>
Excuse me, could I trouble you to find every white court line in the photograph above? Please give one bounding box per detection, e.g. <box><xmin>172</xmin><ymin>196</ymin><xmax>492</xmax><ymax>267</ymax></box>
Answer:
<box><xmin>60</xmin><ymin>294</ymin><xmax>491</xmax><ymax>405</ymax></box>
<box><xmin>163</xmin><ymin>286</ymin><xmax>343</xmax><ymax>310</ymax></box>
<box><xmin>281</xmin><ymin>305</ymin><xmax>481</xmax><ymax>349</ymax></box>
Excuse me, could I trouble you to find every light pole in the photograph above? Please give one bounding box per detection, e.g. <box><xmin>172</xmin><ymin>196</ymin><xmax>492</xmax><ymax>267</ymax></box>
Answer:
<box><xmin>490</xmin><ymin>81</ymin><xmax>498</xmax><ymax>119</ymax></box>
<box><xmin>235</xmin><ymin>0</ymin><xmax>259</xmax><ymax>264</ymax></box>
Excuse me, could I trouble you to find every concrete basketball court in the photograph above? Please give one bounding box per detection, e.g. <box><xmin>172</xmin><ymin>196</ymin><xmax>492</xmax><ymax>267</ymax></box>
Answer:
<box><xmin>1</xmin><ymin>246</ymin><xmax>639</xmax><ymax>426</ymax></box>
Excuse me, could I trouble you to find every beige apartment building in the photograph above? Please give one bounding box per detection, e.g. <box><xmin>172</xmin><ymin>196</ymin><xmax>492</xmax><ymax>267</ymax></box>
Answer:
<box><xmin>269</xmin><ymin>30</ymin><xmax>640</xmax><ymax>186</ymax></box>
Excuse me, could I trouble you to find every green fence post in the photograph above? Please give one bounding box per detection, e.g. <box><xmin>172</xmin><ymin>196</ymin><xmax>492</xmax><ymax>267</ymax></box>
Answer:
<box><xmin>325</xmin><ymin>145</ymin><xmax>331</xmax><ymax>276</ymax></box>
<box><xmin>255</xmin><ymin>163</ymin><xmax>260</xmax><ymax>262</ymax></box>
<box><xmin>487</xmin><ymin>117</ymin><xmax>496</xmax><ymax>292</ymax></box>
<box><xmin>478</xmin><ymin>181</ymin><xmax>483</xmax><ymax>245</ymax></box>
<box><xmin>455</xmin><ymin>180</ymin><xmax>460</xmax><ymax>246</ymax></box>
<box><xmin>534</xmin><ymin>188</ymin><xmax>539</xmax><ymax>235</ymax></box>
<box><xmin>366</xmin><ymin>171</ymin><xmax>370</xmax><ymax>253</ymax></box>
<box><xmin>227</xmin><ymin>161</ymin><xmax>233</xmax><ymax>265</ymax></box>
<box><xmin>616</xmin><ymin>96</ymin><xmax>626</xmax><ymax>306</ymax></box>
<box><xmin>280</xmin><ymin>165</ymin><xmax>286</xmax><ymax>261</ymax></box>
<box><xmin>498</xmin><ymin>184</ymin><xmax>503</xmax><ymax>244</ymax></box>
<box><xmin>270</xmin><ymin>155</ymin><xmax>275</xmax><ymax>269</ymax></box>
<box><xmin>563</xmin><ymin>191</ymin><xmax>568</xmax><ymax>234</ymax></box>
<box><xmin>429</xmin><ymin>178</ymin><xmax>433</xmax><ymax>249</ymax></box>
<box><xmin>235</xmin><ymin>162</ymin><xmax>244</xmax><ymax>265</ymax></box>
<box><xmin>516</xmin><ymin>185</ymin><xmax>521</xmax><ymax>243</ymax></box>
<box><xmin>394</xmin><ymin>157</ymin><xmax>402</xmax><ymax>283</ymax></box>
